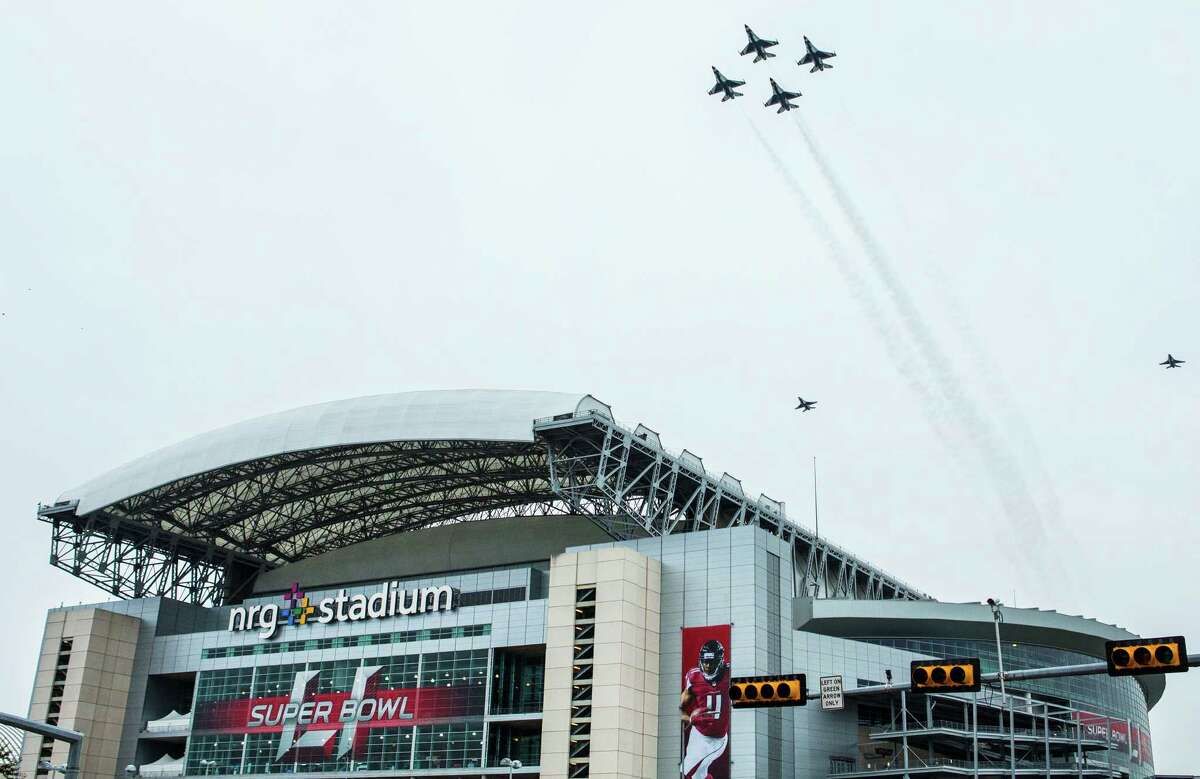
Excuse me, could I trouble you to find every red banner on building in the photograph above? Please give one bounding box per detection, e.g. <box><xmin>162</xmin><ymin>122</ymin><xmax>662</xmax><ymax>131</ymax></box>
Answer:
<box><xmin>1109</xmin><ymin>720</ymin><xmax>1130</xmax><ymax>753</ymax></box>
<box><xmin>681</xmin><ymin>625</ymin><xmax>731</xmax><ymax>779</ymax></box>
<box><xmin>1138</xmin><ymin>726</ymin><xmax>1153</xmax><ymax>768</ymax></box>
<box><xmin>194</xmin><ymin>685</ymin><xmax>475</xmax><ymax>734</ymax></box>
<box><xmin>193</xmin><ymin>664</ymin><xmax>482</xmax><ymax>762</ymax></box>
<box><xmin>1074</xmin><ymin>710</ymin><xmax>1110</xmax><ymax>743</ymax></box>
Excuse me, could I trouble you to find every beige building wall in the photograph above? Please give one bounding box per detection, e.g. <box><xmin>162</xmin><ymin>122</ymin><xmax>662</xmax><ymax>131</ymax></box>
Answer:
<box><xmin>540</xmin><ymin>547</ymin><xmax>661</xmax><ymax>779</ymax></box>
<box><xmin>19</xmin><ymin>608</ymin><xmax>141</xmax><ymax>779</ymax></box>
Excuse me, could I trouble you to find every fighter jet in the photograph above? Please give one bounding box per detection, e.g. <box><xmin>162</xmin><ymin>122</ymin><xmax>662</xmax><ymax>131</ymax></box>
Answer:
<box><xmin>707</xmin><ymin>67</ymin><xmax>745</xmax><ymax>102</ymax></box>
<box><xmin>797</xmin><ymin>36</ymin><xmax>836</xmax><ymax>72</ymax></box>
<box><xmin>1160</xmin><ymin>354</ymin><xmax>1185</xmax><ymax>369</ymax></box>
<box><xmin>740</xmin><ymin>25</ymin><xmax>779</xmax><ymax>63</ymax></box>
<box><xmin>764</xmin><ymin>78</ymin><xmax>802</xmax><ymax>113</ymax></box>
<box><xmin>795</xmin><ymin>397</ymin><xmax>817</xmax><ymax>412</ymax></box>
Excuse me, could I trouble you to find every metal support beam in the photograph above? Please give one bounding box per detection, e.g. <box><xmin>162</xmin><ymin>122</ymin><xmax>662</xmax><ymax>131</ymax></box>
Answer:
<box><xmin>827</xmin><ymin>653</ymin><xmax>1200</xmax><ymax>700</ymax></box>
<box><xmin>1043</xmin><ymin>701</ymin><xmax>1051</xmax><ymax>775</ymax></box>
<box><xmin>42</xmin><ymin>510</ymin><xmax>265</xmax><ymax>606</ymax></box>
<box><xmin>535</xmin><ymin>412</ymin><xmax>927</xmax><ymax>602</ymax></box>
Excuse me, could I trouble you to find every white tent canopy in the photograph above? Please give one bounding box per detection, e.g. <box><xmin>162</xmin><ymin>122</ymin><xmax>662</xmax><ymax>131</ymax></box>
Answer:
<box><xmin>144</xmin><ymin>711</ymin><xmax>190</xmax><ymax>734</ymax></box>
<box><xmin>139</xmin><ymin>754</ymin><xmax>184</xmax><ymax>778</ymax></box>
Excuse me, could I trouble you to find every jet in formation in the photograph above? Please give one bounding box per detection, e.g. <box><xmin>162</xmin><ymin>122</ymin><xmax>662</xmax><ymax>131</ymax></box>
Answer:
<box><xmin>795</xmin><ymin>397</ymin><xmax>817</xmax><ymax>412</ymax></box>
<box><xmin>708</xmin><ymin>67</ymin><xmax>745</xmax><ymax>101</ymax></box>
<box><xmin>798</xmin><ymin>36</ymin><xmax>836</xmax><ymax>72</ymax></box>
<box><xmin>1160</xmin><ymin>354</ymin><xmax>1185</xmax><ymax>369</ymax></box>
<box><xmin>765</xmin><ymin>78</ymin><xmax>802</xmax><ymax>113</ymax></box>
<box><xmin>740</xmin><ymin>25</ymin><xmax>778</xmax><ymax>62</ymax></box>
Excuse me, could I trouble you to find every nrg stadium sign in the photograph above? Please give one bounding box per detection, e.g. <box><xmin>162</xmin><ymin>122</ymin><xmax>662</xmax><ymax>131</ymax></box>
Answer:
<box><xmin>228</xmin><ymin>581</ymin><xmax>458</xmax><ymax>639</ymax></box>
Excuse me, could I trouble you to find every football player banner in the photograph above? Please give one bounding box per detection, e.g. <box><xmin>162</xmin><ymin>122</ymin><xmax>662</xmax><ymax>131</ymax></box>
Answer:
<box><xmin>680</xmin><ymin>625</ymin><xmax>731</xmax><ymax>779</ymax></box>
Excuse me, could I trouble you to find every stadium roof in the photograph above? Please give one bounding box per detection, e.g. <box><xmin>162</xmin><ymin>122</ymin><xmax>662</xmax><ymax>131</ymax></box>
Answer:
<box><xmin>59</xmin><ymin>390</ymin><xmax>607</xmax><ymax>515</ymax></box>
<box><xmin>38</xmin><ymin>389</ymin><xmax>925</xmax><ymax>606</ymax></box>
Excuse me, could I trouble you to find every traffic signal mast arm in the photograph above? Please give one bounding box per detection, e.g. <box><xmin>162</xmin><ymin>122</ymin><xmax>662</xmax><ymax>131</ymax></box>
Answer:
<box><xmin>810</xmin><ymin>652</ymin><xmax>1200</xmax><ymax>702</ymax></box>
<box><xmin>0</xmin><ymin>711</ymin><xmax>84</xmax><ymax>779</ymax></box>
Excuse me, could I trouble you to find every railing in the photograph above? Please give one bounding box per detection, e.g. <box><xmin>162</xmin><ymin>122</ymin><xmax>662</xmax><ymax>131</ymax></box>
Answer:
<box><xmin>830</xmin><ymin>757</ymin><xmax>1120</xmax><ymax>776</ymax></box>
<box><xmin>870</xmin><ymin>718</ymin><xmax>1101</xmax><ymax>742</ymax></box>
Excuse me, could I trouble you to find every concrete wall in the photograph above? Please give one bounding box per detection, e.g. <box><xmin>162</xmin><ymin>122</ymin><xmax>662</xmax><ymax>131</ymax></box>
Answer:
<box><xmin>564</xmin><ymin>525</ymin><xmax>795</xmax><ymax>779</ymax></box>
<box><xmin>254</xmin><ymin>515</ymin><xmax>612</xmax><ymax>594</ymax></box>
<box><xmin>20</xmin><ymin>608</ymin><xmax>141</xmax><ymax>779</ymax></box>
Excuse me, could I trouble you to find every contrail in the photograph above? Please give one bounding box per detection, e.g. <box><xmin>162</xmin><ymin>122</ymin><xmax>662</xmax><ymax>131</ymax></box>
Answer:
<box><xmin>745</xmin><ymin>117</ymin><xmax>959</xmax><ymax>451</ymax></box>
<box><xmin>822</xmin><ymin>100</ymin><xmax>1070</xmax><ymax>556</ymax></box>
<box><xmin>943</xmin><ymin>292</ymin><xmax>1071</xmax><ymax>541</ymax></box>
<box><xmin>791</xmin><ymin>115</ymin><xmax>1057</xmax><ymax>581</ymax></box>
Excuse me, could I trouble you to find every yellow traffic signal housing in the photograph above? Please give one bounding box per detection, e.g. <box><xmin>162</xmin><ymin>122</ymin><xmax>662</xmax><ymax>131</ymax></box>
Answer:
<box><xmin>729</xmin><ymin>674</ymin><xmax>807</xmax><ymax>708</ymax></box>
<box><xmin>1106</xmin><ymin>636</ymin><xmax>1189</xmax><ymax>676</ymax></box>
<box><xmin>910</xmin><ymin>658</ymin><xmax>981</xmax><ymax>693</ymax></box>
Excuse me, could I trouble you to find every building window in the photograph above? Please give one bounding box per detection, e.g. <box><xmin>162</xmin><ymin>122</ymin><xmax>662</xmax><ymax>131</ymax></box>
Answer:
<box><xmin>487</xmin><ymin>724</ymin><xmax>541</xmax><ymax>767</ymax></box>
<box><xmin>311</xmin><ymin>659</ymin><xmax>361</xmax><ymax>694</ymax></box>
<box><xmin>412</xmin><ymin>721</ymin><xmax>484</xmax><ymax>770</ymax></box>
<box><xmin>491</xmin><ymin>648</ymin><xmax>545</xmax><ymax>715</ymax></box>
<box><xmin>251</xmin><ymin>664</ymin><xmax>305</xmax><ymax>698</ymax></box>
<box><xmin>357</xmin><ymin>727</ymin><xmax>413</xmax><ymax>772</ymax></box>
<box><xmin>194</xmin><ymin>668</ymin><xmax>253</xmax><ymax>704</ymax></box>
<box><xmin>375</xmin><ymin>655</ymin><xmax>420</xmax><ymax>690</ymax></box>
<box><xmin>185</xmin><ymin>734</ymin><xmax>244</xmax><ymax>776</ymax></box>
<box><xmin>202</xmin><ymin>623</ymin><xmax>491</xmax><ymax>659</ymax></box>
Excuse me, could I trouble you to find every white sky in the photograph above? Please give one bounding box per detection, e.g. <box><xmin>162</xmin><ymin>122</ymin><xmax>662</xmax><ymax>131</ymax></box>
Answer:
<box><xmin>2</xmin><ymin>0</ymin><xmax>1198</xmax><ymax>771</ymax></box>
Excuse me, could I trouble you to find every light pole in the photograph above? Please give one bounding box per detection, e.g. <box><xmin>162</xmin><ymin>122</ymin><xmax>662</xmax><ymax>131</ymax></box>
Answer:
<box><xmin>499</xmin><ymin>757</ymin><xmax>522</xmax><ymax>778</ymax></box>
<box><xmin>199</xmin><ymin>759</ymin><xmax>216</xmax><ymax>776</ymax></box>
<box><xmin>987</xmin><ymin>598</ymin><xmax>1015</xmax><ymax>779</ymax></box>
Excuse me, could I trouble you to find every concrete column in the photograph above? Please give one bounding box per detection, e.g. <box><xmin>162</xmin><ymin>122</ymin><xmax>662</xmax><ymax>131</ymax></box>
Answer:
<box><xmin>539</xmin><ymin>548</ymin><xmax>661</xmax><ymax>779</ymax></box>
<box><xmin>19</xmin><ymin>607</ymin><xmax>141</xmax><ymax>779</ymax></box>
<box><xmin>1043</xmin><ymin>703</ymin><xmax>1050</xmax><ymax>774</ymax></box>
<box><xmin>971</xmin><ymin>695</ymin><xmax>978</xmax><ymax>779</ymax></box>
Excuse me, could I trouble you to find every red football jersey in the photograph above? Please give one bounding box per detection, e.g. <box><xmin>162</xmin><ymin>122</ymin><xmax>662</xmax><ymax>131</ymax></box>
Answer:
<box><xmin>683</xmin><ymin>667</ymin><xmax>729</xmax><ymax>738</ymax></box>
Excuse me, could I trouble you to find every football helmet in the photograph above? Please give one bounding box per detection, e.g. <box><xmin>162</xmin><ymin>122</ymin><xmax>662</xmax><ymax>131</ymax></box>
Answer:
<box><xmin>698</xmin><ymin>639</ymin><xmax>726</xmax><ymax>682</ymax></box>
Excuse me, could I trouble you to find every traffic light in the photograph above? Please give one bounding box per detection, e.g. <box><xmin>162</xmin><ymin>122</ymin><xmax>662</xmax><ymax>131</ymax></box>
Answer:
<box><xmin>910</xmin><ymin>658</ymin><xmax>981</xmax><ymax>693</ymax></box>
<box><xmin>730</xmin><ymin>674</ymin><xmax>807</xmax><ymax>708</ymax></box>
<box><xmin>1105</xmin><ymin>637</ymin><xmax>1189</xmax><ymax>676</ymax></box>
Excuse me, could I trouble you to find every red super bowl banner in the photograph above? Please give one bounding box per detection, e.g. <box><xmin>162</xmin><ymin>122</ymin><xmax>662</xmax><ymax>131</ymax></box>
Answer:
<box><xmin>1109</xmin><ymin>720</ymin><xmax>1130</xmax><ymax>753</ymax></box>
<box><xmin>680</xmin><ymin>625</ymin><xmax>731</xmax><ymax>779</ymax></box>
<box><xmin>1128</xmin><ymin>723</ymin><xmax>1151</xmax><ymax>766</ymax></box>
<box><xmin>1072</xmin><ymin>710</ymin><xmax>1150</xmax><ymax>766</ymax></box>
<box><xmin>194</xmin><ymin>685</ymin><xmax>475</xmax><ymax>734</ymax></box>
<box><xmin>1073</xmin><ymin>711</ymin><xmax>1127</xmax><ymax>752</ymax></box>
<box><xmin>193</xmin><ymin>665</ymin><xmax>481</xmax><ymax>762</ymax></box>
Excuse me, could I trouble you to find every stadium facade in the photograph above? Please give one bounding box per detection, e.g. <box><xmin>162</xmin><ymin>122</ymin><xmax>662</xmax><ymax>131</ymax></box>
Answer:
<box><xmin>20</xmin><ymin>390</ymin><xmax>1166</xmax><ymax>779</ymax></box>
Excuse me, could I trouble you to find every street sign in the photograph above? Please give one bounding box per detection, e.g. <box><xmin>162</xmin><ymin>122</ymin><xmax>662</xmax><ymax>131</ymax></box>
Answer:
<box><xmin>819</xmin><ymin>675</ymin><xmax>844</xmax><ymax>711</ymax></box>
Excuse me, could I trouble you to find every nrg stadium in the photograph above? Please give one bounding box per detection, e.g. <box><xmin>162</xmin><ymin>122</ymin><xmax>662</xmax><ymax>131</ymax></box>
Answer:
<box><xmin>19</xmin><ymin>390</ymin><xmax>1172</xmax><ymax>779</ymax></box>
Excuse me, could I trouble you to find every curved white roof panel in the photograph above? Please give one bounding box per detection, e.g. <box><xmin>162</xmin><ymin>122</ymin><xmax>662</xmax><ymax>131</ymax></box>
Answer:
<box><xmin>62</xmin><ymin>389</ymin><xmax>607</xmax><ymax>515</ymax></box>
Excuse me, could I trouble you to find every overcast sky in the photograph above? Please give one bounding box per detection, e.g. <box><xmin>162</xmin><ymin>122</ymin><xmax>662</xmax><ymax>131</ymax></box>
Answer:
<box><xmin>2</xmin><ymin>0</ymin><xmax>1198</xmax><ymax>770</ymax></box>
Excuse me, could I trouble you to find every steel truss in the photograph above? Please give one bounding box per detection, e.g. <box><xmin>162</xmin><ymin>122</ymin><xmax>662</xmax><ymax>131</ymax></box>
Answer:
<box><xmin>38</xmin><ymin>440</ymin><xmax>578</xmax><ymax>606</ymax></box>
<box><xmin>534</xmin><ymin>411</ymin><xmax>925</xmax><ymax>600</ymax></box>
<box><xmin>38</xmin><ymin>414</ymin><xmax>925</xmax><ymax>606</ymax></box>
<box><xmin>845</xmin><ymin>687</ymin><xmax>1123</xmax><ymax>779</ymax></box>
